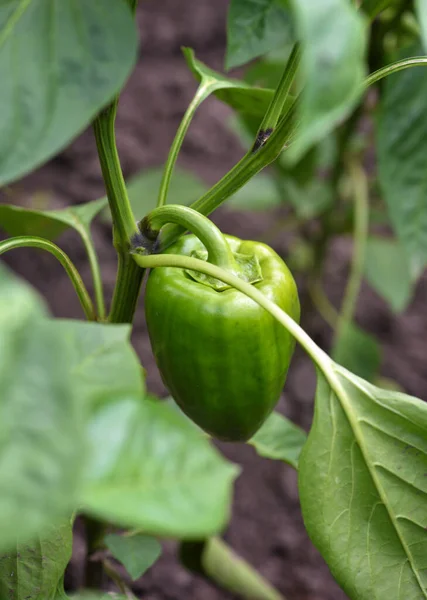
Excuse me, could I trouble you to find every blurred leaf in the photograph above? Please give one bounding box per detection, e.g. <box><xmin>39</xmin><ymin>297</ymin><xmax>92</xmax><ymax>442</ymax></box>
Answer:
<box><xmin>226</xmin><ymin>173</ymin><xmax>282</xmax><ymax>211</ymax></box>
<box><xmin>299</xmin><ymin>364</ymin><xmax>427</xmax><ymax>599</ymax></box>
<box><xmin>364</xmin><ymin>237</ymin><xmax>413</xmax><ymax>312</ymax></box>
<box><xmin>0</xmin><ymin>521</ymin><xmax>72</xmax><ymax>600</ymax></box>
<box><xmin>361</xmin><ymin>0</ymin><xmax>395</xmax><ymax>19</ymax></box>
<box><xmin>287</xmin><ymin>0</ymin><xmax>366</xmax><ymax>161</ymax></box>
<box><xmin>101</xmin><ymin>167</ymin><xmax>207</xmax><ymax>223</ymax></box>
<box><xmin>225</xmin><ymin>0</ymin><xmax>293</xmax><ymax>70</ymax></box>
<box><xmin>249</xmin><ymin>411</ymin><xmax>307</xmax><ymax>468</ymax></box>
<box><xmin>61</xmin><ymin>595</ymin><xmax>127</xmax><ymax>600</ymax></box>
<box><xmin>184</xmin><ymin>48</ymin><xmax>294</xmax><ymax>120</ymax></box>
<box><xmin>50</xmin><ymin>320</ymin><xmax>144</xmax><ymax>404</ymax></box>
<box><xmin>105</xmin><ymin>533</ymin><xmax>162</xmax><ymax>580</ymax></box>
<box><xmin>0</xmin><ymin>269</ymin><xmax>83</xmax><ymax>550</ymax></box>
<box><xmin>377</xmin><ymin>44</ymin><xmax>427</xmax><ymax>278</ymax></box>
<box><xmin>0</xmin><ymin>198</ymin><xmax>108</xmax><ymax>240</ymax></box>
<box><xmin>416</xmin><ymin>0</ymin><xmax>427</xmax><ymax>51</ymax></box>
<box><xmin>332</xmin><ymin>321</ymin><xmax>382</xmax><ymax>383</ymax></box>
<box><xmin>285</xmin><ymin>179</ymin><xmax>333</xmax><ymax>218</ymax></box>
<box><xmin>81</xmin><ymin>396</ymin><xmax>239</xmax><ymax>538</ymax></box>
<box><xmin>0</xmin><ymin>0</ymin><xmax>137</xmax><ymax>187</ymax></box>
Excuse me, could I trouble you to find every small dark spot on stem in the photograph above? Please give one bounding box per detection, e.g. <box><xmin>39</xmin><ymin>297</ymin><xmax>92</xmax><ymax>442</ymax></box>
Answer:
<box><xmin>252</xmin><ymin>128</ymin><xmax>273</xmax><ymax>153</ymax></box>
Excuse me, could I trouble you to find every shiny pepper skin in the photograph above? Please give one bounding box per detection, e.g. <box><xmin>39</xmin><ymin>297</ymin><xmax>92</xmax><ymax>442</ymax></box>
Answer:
<box><xmin>145</xmin><ymin>234</ymin><xmax>300</xmax><ymax>442</ymax></box>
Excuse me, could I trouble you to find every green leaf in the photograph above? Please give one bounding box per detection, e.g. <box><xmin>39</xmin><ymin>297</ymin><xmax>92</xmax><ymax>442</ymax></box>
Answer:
<box><xmin>226</xmin><ymin>172</ymin><xmax>282</xmax><ymax>211</ymax></box>
<box><xmin>0</xmin><ymin>521</ymin><xmax>73</xmax><ymax>600</ymax></box>
<box><xmin>101</xmin><ymin>168</ymin><xmax>207</xmax><ymax>223</ymax></box>
<box><xmin>248</xmin><ymin>411</ymin><xmax>307</xmax><ymax>468</ymax></box>
<box><xmin>361</xmin><ymin>0</ymin><xmax>394</xmax><ymax>19</ymax></box>
<box><xmin>50</xmin><ymin>320</ymin><xmax>144</xmax><ymax>403</ymax></box>
<box><xmin>105</xmin><ymin>533</ymin><xmax>162</xmax><ymax>580</ymax></box>
<box><xmin>0</xmin><ymin>273</ymin><xmax>83</xmax><ymax>550</ymax></box>
<box><xmin>377</xmin><ymin>44</ymin><xmax>427</xmax><ymax>278</ymax></box>
<box><xmin>0</xmin><ymin>198</ymin><xmax>108</xmax><ymax>241</ymax></box>
<box><xmin>81</xmin><ymin>396</ymin><xmax>239</xmax><ymax>539</ymax></box>
<box><xmin>299</xmin><ymin>364</ymin><xmax>427</xmax><ymax>599</ymax></box>
<box><xmin>184</xmin><ymin>48</ymin><xmax>294</xmax><ymax>120</ymax></box>
<box><xmin>0</xmin><ymin>0</ymin><xmax>137</xmax><ymax>187</ymax></box>
<box><xmin>287</xmin><ymin>0</ymin><xmax>366</xmax><ymax>161</ymax></box>
<box><xmin>364</xmin><ymin>237</ymin><xmax>413</xmax><ymax>312</ymax></box>
<box><xmin>416</xmin><ymin>0</ymin><xmax>427</xmax><ymax>52</ymax></box>
<box><xmin>332</xmin><ymin>322</ymin><xmax>382</xmax><ymax>383</ymax></box>
<box><xmin>225</xmin><ymin>0</ymin><xmax>293</xmax><ymax>70</ymax></box>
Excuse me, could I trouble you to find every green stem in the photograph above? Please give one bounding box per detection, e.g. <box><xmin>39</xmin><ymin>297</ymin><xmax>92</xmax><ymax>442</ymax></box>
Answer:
<box><xmin>79</xmin><ymin>227</ymin><xmax>106</xmax><ymax>320</ymax></box>
<box><xmin>157</xmin><ymin>83</ymin><xmax>215</xmax><ymax>208</ymax></box>
<box><xmin>132</xmin><ymin>251</ymin><xmax>330</xmax><ymax>373</ymax></box>
<box><xmin>139</xmin><ymin>205</ymin><xmax>237</xmax><ymax>270</ymax></box>
<box><xmin>308</xmin><ymin>277</ymin><xmax>339</xmax><ymax>329</ymax></box>
<box><xmin>159</xmin><ymin>100</ymin><xmax>298</xmax><ymax>250</ymax></box>
<box><xmin>0</xmin><ymin>236</ymin><xmax>95</xmax><ymax>321</ymax></box>
<box><xmin>364</xmin><ymin>56</ymin><xmax>427</xmax><ymax>87</ymax></box>
<box><xmin>180</xmin><ymin>537</ymin><xmax>285</xmax><ymax>600</ymax></box>
<box><xmin>335</xmin><ymin>162</ymin><xmax>369</xmax><ymax>343</ymax></box>
<box><xmin>93</xmin><ymin>101</ymin><xmax>144</xmax><ymax>324</ymax></box>
<box><xmin>256</xmin><ymin>44</ymin><xmax>300</xmax><ymax>144</ymax></box>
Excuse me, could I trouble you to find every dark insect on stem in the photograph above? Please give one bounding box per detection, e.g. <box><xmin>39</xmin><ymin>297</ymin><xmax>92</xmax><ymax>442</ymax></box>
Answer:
<box><xmin>252</xmin><ymin>128</ymin><xmax>273</xmax><ymax>153</ymax></box>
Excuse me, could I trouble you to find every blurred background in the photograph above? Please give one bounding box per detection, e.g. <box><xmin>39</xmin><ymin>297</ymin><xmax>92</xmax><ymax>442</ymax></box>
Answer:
<box><xmin>1</xmin><ymin>1</ymin><xmax>426</xmax><ymax>598</ymax></box>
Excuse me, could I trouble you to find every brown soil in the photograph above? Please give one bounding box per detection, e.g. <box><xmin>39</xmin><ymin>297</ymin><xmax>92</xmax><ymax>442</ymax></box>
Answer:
<box><xmin>1</xmin><ymin>1</ymin><xmax>427</xmax><ymax>599</ymax></box>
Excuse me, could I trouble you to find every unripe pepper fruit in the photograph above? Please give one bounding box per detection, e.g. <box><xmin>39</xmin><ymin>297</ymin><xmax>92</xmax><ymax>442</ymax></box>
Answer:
<box><xmin>139</xmin><ymin>206</ymin><xmax>300</xmax><ymax>442</ymax></box>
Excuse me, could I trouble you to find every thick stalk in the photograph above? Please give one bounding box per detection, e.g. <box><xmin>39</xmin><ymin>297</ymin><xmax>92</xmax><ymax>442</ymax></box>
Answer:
<box><xmin>93</xmin><ymin>102</ymin><xmax>144</xmax><ymax>324</ymax></box>
<box><xmin>157</xmin><ymin>84</ymin><xmax>215</xmax><ymax>207</ymax></box>
<box><xmin>158</xmin><ymin>101</ymin><xmax>298</xmax><ymax>251</ymax></box>
<box><xmin>139</xmin><ymin>205</ymin><xmax>238</xmax><ymax>270</ymax></box>
<box><xmin>335</xmin><ymin>163</ymin><xmax>369</xmax><ymax>344</ymax></box>
<box><xmin>0</xmin><ymin>236</ymin><xmax>95</xmax><ymax>321</ymax></box>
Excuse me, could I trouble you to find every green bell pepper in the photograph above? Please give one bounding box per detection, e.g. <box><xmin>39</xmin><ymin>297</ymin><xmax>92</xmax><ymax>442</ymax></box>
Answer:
<box><xmin>138</xmin><ymin>205</ymin><xmax>300</xmax><ymax>442</ymax></box>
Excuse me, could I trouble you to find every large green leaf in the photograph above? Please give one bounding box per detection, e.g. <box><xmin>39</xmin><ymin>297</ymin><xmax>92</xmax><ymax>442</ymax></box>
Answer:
<box><xmin>225</xmin><ymin>0</ymin><xmax>293</xmax><ymax>70</ymax></box>
<box><xmin>184</xmin><ymin>48</ymin><xmax>294</xmax><ymax>120</ymax></box>
<box><xmin>0</xmin><ymin>270</ymin><xmax>84</xmax><ymax>550</ymax></box>
<box><xmin>287</xmin><ymin>0</ymin><xmax>366</xmax><ymax>161</ymax></box>
<box><xmin>50</xmin><ymin>320</ymin><xmax>144</xmax><ymax>403</ymax></box>
<box><xmin>0</xmin><ymin>0</ymin><xmax>137</xmax><ymax>186</ymax></box>
<box><xmin>299</xmin><ymin>364</ymin><xmax>427</xmax><ymax>599</ymax></box>
<box><xmin>105</xmin><ymin>532</ymin><xmax>162</xmax><ymax>580</ymax></box>
<box><xmin>361</xmin><ymin>0</ymin><xmax>395</xmax><ymax>19</ymax></box>
<box><xmin>0</xmin><ymin>198</ymin><xmax>108</xmax><ymax>240</ymax></box>
<box><xmin>0</xmin><ymin>521</ymin><xmax>72</xmax><ymax>600</ymax></box>
<box><xmin>81</xmin><ymin>395</ymin><xmax>239</xmax><ymax>539</ymax></box>
<box><xmin>249</xmin><ymin>411</ymin><xmax>307</xmax><ymax>468</ymax></box>
<box><xmin>377</xmin><ymin>44</ymin><xmax>427</xmax><ymax>278</ymax></box>
<box><xmin>364</xmin><ymin>237</ymin><xmax>413</xmax><ymax>312</ymax></box>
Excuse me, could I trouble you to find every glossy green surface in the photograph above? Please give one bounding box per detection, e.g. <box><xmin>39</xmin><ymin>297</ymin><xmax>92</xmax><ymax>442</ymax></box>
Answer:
<box><xmin>145</xmin><ymin>234</ymin><xmax>300</xmax><ymax>441</ymax></box>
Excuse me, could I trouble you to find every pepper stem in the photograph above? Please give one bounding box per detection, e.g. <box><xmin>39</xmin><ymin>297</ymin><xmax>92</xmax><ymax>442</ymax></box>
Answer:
<box><xmin>138</xmin><ymin>205</ymin><xmax>239</xmax><ymax>273</ymax></box>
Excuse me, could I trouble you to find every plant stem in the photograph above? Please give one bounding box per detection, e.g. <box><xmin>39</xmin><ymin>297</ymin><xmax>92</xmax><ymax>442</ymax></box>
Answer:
<box><xmin>140</xmin><ymin>205</ymin><xmax>237</xmax><ymax>270</ymax></box>
<box><xmin>157</xmin><ymin>83</ymin><xmax>214</xmax><ymax>207</ymax></box>
<box><xmin>132</xmin><ymin>251</ymin><xmax>330</xmax><ymax>373</ymax></box>
<box><xmin>79</xmin><ymin>226</ymin><xmax>106</xmax><ymax>320</ymax></box>
<box><xmin>335</xmin><ymin>162</ymin><xmax>369</xmax><ymax>343</ymax></box>
<box><xmin>93</xmin><ymin>101</ymin><xmax>144</xmax><ymax>324</ymax></box>
<box><xmin>159</xmin><ymin>100</ymin><xmax>298</xmax><ymax>250</ymax></box>
<box><xmin>364</xmin><ymin>56</ymin><xmax>427</xmax><ymax>88</ymax></box>
<box><xmin>308</xmin><ymin>277</ymin><xmax>339</xmax><ymax>329</ymax></box>
<box><xmin>180</xmin><ymin>537</ymin><xmax>285</xmax><ymax>600</ymax></box>
<box><xmin>0</xmin><ymin>236</ymin><xmax>95</xmax><ymax>320</ymax></box>
<box><xmin>256</xmin><ymin>44</ymin><xmax>300</xmax><ymax>144</ymax></box>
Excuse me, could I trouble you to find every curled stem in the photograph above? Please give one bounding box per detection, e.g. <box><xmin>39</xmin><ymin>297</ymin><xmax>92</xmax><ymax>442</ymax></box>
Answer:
<box><xmin>0</xmin><ymin>236</ymin><xmax>96</xmax><ymax>321</ymax></box>
<box><xmin>139</xmin><ymin>204</ymin><xmax>237</xmax><ymax>271</ymax></box>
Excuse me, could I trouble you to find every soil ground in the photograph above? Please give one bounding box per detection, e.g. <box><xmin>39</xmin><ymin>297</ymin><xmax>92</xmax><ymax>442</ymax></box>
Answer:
<box><xmin>1</xmin><ymin>1</ymin><xmax>427</xmax><ymax>599</ymax></box>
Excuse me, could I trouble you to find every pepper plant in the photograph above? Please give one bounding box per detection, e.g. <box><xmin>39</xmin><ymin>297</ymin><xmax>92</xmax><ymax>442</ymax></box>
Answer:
<box><xmin>0</xmin><ymin>1</ymin><xmax>427</xmax><ymax>599</ymax></box>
